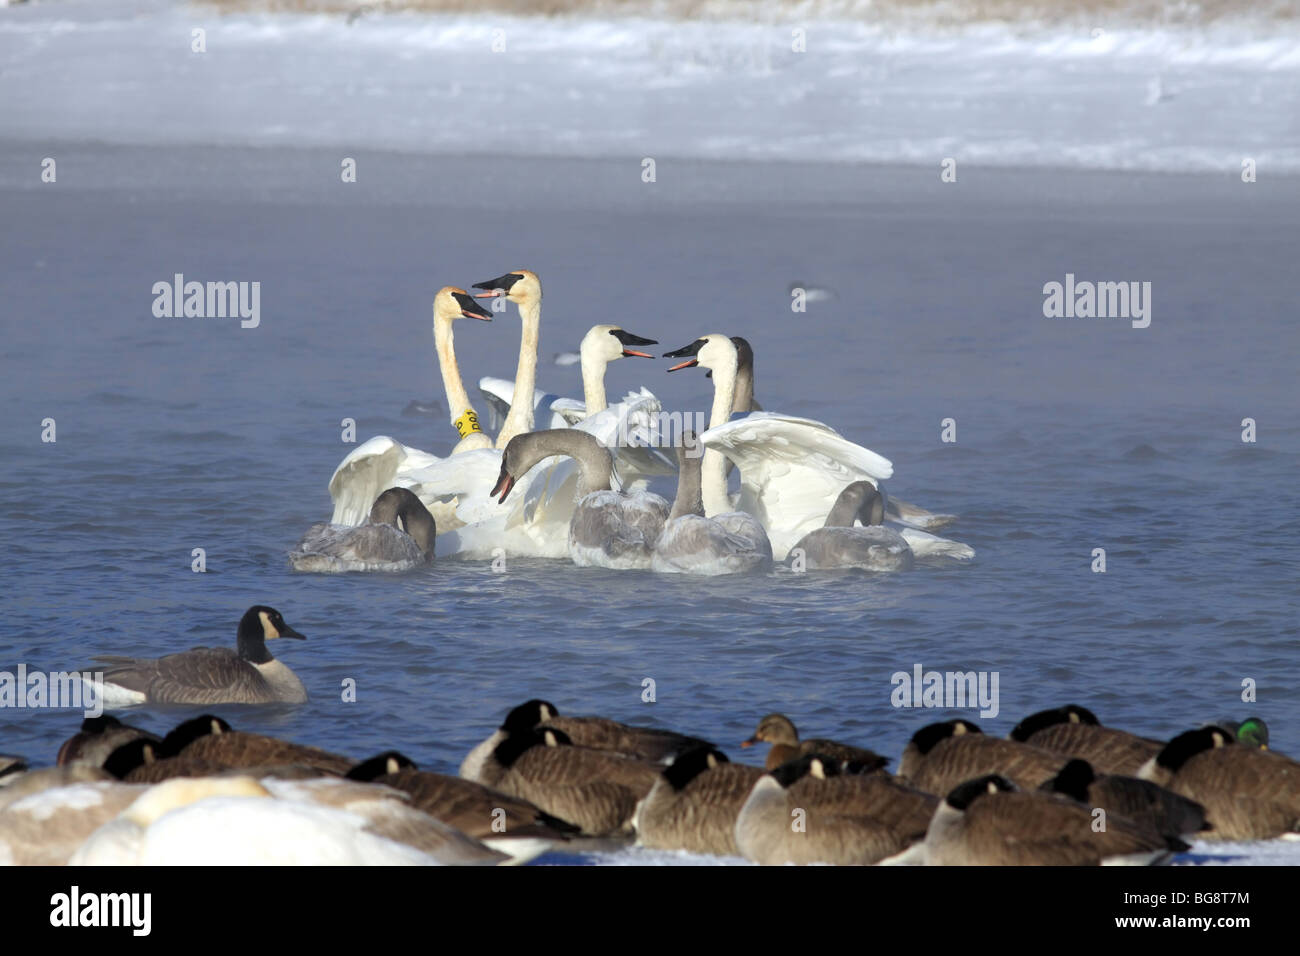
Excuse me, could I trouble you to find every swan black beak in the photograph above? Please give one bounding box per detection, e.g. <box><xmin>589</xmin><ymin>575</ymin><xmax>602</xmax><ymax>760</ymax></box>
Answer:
<box><xmin>664</xmin><ymin>338</ymin><xmax>705</xmax><ymax>372</ymax></box>
<box><xmin>453</xmin><ymin>292</ymin><xmax>493</xmax><ymax>321</ymax></box>
<box><xmin>472</xmin><ymin>272</ymin><xmax>524</xmax><ymax>299</ymax></box>
<box><xmin>491</xmin><ymin>463</ymin><xmax>517</xmax><ymax>504</ymax></box>
<box><xmin>611</xmin><ymin>328</ymin><xmax>658</xmax><ymax>358</ymax></box>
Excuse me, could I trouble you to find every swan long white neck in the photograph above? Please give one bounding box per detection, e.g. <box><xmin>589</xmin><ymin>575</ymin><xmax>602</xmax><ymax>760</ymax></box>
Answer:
<box><xmin>702</xmin><ymin>345</ymin><xmax>738</xmax><ymax>516</ymax></box>
<box><xmin>497</xmin><ymin>298</ymin><xmax>541</xmax><ymax>448</ymax></box>
<box><xmin>580</xmin><ymin>339</ymin><xmax>609</xmax><ymax>415</ymax></box>
<box><xmin>433</xmin><ymin>311</ymin><xmax>474</xmax><ymax>425</ymax></box>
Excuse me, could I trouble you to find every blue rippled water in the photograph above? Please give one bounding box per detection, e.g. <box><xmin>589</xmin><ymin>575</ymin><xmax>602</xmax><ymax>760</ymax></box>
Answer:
<box><xmin>1</xmin><ymin>149</ymin><xmax>1297</xmax><ymax>867</ymax></box>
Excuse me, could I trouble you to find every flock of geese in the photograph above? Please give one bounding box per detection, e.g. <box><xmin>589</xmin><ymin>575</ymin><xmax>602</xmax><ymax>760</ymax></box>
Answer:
<box><xmin>290</xmin><ymin>269</ymin><xmax>975</xmax><ymax>574</ymax></box>
<box><xmin>2</xmin><ymin>701</ymin><xmax>1292</xmax><ymax>865</ymax></box>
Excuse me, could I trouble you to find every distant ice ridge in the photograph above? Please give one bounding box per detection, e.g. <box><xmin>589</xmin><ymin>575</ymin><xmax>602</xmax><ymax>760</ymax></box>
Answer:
<box><xmin>0</xmin><ymin>0</ymin><xmax>1297</xmax><ymax>172</ymax></box>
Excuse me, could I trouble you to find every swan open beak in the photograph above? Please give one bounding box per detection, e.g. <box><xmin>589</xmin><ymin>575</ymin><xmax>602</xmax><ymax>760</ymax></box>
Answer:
<box><xmin>474</xmin><ymin>289</ymin><xmax>505</xmax><ymax>299</ymax></box>
<box><xmin>452</xmin><ymin>292</ymin><xmax>494</xmax><ymax>320</ymax></box>
<box><xmin>491</xmin><ymin>466</ymin><xmax>517</xmax><ymax>504</ymax></box>
<box><xmin>611</xmin><ymin>328</ymin><xmax>658</xmax><ymax>359</ymax></box>
<box><xmin>739</xmin><ymin>738</ymin><xmax>757</xmax><ymax>748</ymax></box>
<box><xmin>472</xmin><ymin>272</ymin><xmax>525</xmax><ymax>299</ymax></box>
<box><xmin>663</xmin><ymin>338</ymin><xmax>706</xmax><ymax>371</ymax></box>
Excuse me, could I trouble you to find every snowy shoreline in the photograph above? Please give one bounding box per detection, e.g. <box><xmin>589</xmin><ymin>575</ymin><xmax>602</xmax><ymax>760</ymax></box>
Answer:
<box><xmin>1</xmin><ymin>0</ymin><xmax>1297</xmax><ymax>173</ymax></box>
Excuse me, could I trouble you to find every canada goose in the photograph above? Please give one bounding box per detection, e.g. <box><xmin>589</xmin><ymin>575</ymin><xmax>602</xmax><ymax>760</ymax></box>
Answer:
<box><xmin>1009</xmin><ymin>705</ymin><xmax>1162</xmax><ymax>776</ymax></box>
<box><xmin>480</xmin><ymin>727</ymin><xmax>661</xmax><ymax>836</ymax></box>
<box><xmin>103</xmin><ymin>738</ymin><xmax>227</xmax><ymax>783</ymax></box>
<box><xmin>492</xmin><ymin>429</ymin><xmax>669</xmax><ymax>569</ymax></box>
<box><xmin>664</xmin><ymin>334</ymin><xmax>968</xmax><ymax>560</ymax></box>
<box><xmin>633</xmin><ymin>747</ymin><xmax>765</xmax><ymax>856</ymax></box>
<box><xmin>899</xmin><ymin>720</ymin><xmax>1065</xmax><ymax>795</ymax></box>
<box><xmin>0</xmin><ymin>780</ymin><xmax>148</xmax><ymax>865</ymax></box>
<box><xmin>788</xmin><ymin>482</ymin><xmax>914</xmax><ymax>571</ymax></box>
<box><xmin>56</xmin><ymin>715</ymin><xmax>160</xmax><ymax>768</ymax></box>
<box><xmin>460</xmin><ymin>699</ymin><xmax>712</xmax><ymax>781</ymax></box>
<box><xmin>472</xmin><ymin>269</ymin><xmax>545</xmax><ymax>448</ymax></box>
<box><xmin>346</xmin><ymin>751</ymin><xmax>577</xmax><ymax>863</ymax></box>
<box><xmin>924</xmin><ymin>775</ymin><xmax>1187</xmax><ymax>866</ymax></box>
<box><xmin>161</xmin><ymin>714</ymin><xmax>355</xmax><ymax>776</ymax></box>
<box><xmin>1040</xmin><ymin>759</ymin><xmax>1209</xmax><ymax>840</ymax></box>
<box><xmin>71</xmin><ymin>775</ymin><xmax>501</xmax><ymax>865</ymax></box>
<box><xmin>734</xmin><ymin>754</ymin><xmax>938</xmax><ymax>865</ymax></box>
<box><xmin>651</xmin><ymin>433</ymin><xmax>773</xmax><ymax>576</ymax></box>
<box><xmin>290</xmin><ymin>487</ymin><xmax>437</xmax><ymax>573</ymax></box>
<box><xmin>87</xmin><ymin>605</ymin><xmax>307</xmax><ymax>706</ymax></box>
<box><xmin>1137</xmin><ymin>727</ymin><xmax>1300</xmax><ymax>841</ymax></box>
<box><xmin>1215</xmin><ymin>717</ymin><xmax>1270</xmax><ymax>749</ymax></box>
<box><xmin>739</xmin><ymin>713</ymin><xmax>889</xmax><ymax>772</ymax></box>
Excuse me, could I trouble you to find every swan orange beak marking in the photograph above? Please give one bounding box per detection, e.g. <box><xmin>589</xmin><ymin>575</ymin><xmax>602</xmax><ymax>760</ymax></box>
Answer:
<box><xmin>464</xmin><ymin>311</ymin><xmax>493</xmax><ymax>321</ymax></box>
<box><xmin>474</xmin><ymin>289</ymin><xmax>506</xmax><ymax>299</ymax></box>
<box><xmin>667</xmin><ymin>358</ymin><xmax>699</xmax><ymax>371</ymax></box>
<box><xmin>622</xmin><ymin>349</ymin><xmax>654</xmax><ymax>358</ymax></box>
<box><xmin>739</xmin><ymin>739</ymin><xmax>756</xmax><ymax>748</ymax></box>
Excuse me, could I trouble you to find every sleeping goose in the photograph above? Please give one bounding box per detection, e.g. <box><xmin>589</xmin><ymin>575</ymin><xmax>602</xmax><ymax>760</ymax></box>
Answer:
<box><xmin>739</xmin><ymin>713</ymin><xmax>889</xmax><ymax>772</ymax></box>
<box><xmin>925</xmin><ymin>775</ymin><xmax>1187</xmax><ymax>866</ymax></box>
<box><xmin>788</xmin><ymin>482</ymin><xmax>913</xmax><ymax>571</ymax></box>
<box><xmin>460</xmin><ymin>699</ymin><xmax>712</xmax><ymax>781</ymax></box>
<box><xmin>650</xmin><ymin>433</ymin><xmax>773</xmax><ymax>576</ymax></box>
<box><xmin>1009</xmin><ymin>705</ymin><xmax>1162</xmax><ymax>776</ymax></box>
<box><xmin>476</xmin><ymin>727</ymin><xmax>661</xmax><ymax>836</ymax></box>
<box><xmin>86</xmin><ymin>606</ymin><xmax>307</xmax><ymax>706</ymax></box>
<box><xmin>491</xmin><ymin>429</ymin><xmax>669</xmax><ymax>569</ymax></box>
<box><xmin>56</xmin><ymin>715</ymin><xmax>160</xmax><ymax>768</ymax></box>
<box><xmin>159</xmin><ymin>714</ymin><xmax>355</xmax><ymax>776</ymax></box>
<box><xmin>346</xmin><ymin>751</ymin><xmax>577</xmax><ymax>864</ymax></box>
<box><xmin>1040</xmin><ymin>759</ymin><xmax>1209</xmax><ymax>840</ymax></box>
<box><xmin>734</xmin><ymin>754</ymin><xmax>937</xmax><ymax>865</ymax></box>
<box><xmin>1137</xmin><ymin>726</ymin><xmax>1300</xmax><ymax>841</ymax></box>
<box><xmin>899</xmin><ymin>720</ymin><xmax>1065</xmax><ymax>795</ymax></box>
<box><xmin>633</xmin><ymin>747</ymin><xmax>764</xmax><ymax>856</ymax></box>
<box><xmin>290</xmin><ymin>487</ymin><xmax>436</xmax><ymax>573</ymax></box>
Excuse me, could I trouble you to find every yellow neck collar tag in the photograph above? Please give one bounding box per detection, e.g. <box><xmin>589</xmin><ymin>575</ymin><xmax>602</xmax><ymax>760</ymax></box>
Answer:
<box><xmin>454</xmin><ymin>409</ymin><xmax>483</xmax><ymax>438</ymax></box>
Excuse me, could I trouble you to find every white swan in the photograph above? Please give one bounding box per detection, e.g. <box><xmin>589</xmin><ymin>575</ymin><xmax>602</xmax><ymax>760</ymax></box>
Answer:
<box><xmin>290</xmin><ymin>487</ymin><xmax>436</xmax><ymax>573</ymax></box>
<box><xmin>664</xmin><ymin>334</ymin><xmax>970</xmax><ymax>561</ymax></box>
<box><xmin>327</xmin><ymin>286</ymin><xmax>495</xmax><ymax>526</ymax></box>
<box><xmin>478</xmin><ymin>323</ymin><xmax>660</xmax><ymax>429</ymax></box>
<box><xmin>651</xmin><ymin>433</ymin><xmax>773</xmax><ymax>576</ymax></box>
<box><xmin>663</xmin><ymin>334</ymin><xmax>891</xmax><ymax>560</ymax></box>
<box><xmin>492</xmin><ymin>429</ymin><xmax>668</xmax><ymax>569</ymax></box>
<box><xmin>788</xmin><ymin>481</ymin><xmax>914</xmax><ymax>571</ymax></box>
<box><xmin>469</xmin><ymin>269</ymin><xmax>544</xmax><ymax>448</ymax></box>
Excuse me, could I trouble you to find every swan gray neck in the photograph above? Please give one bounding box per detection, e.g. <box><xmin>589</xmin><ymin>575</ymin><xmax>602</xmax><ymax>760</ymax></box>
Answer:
<box><xmin>370</xmin><ymin>487</ymin><xmax>437</xmax><ymax>556</ymax></box>
<box><xmin>825</xmin><ymin>481</ymin><xmax>883</xmax><ymax>527</ymax></box>
<box><xmin>669</xmin><ymin>441</ymin><xmax>705</xmax><ymax>520</ymax></box>
<box><xmin>731</xmin><ymin>336</ymin><xmax>756</xmax><ymax>414</ymax></box>
<box><xmin>505</xmin><ymin>429</ymin><xmax>613</xmax><ymax>497</ymax></box>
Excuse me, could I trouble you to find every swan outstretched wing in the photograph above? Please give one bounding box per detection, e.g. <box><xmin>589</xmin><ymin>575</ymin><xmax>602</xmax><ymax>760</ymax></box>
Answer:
<box><xmin>700</xmin><ymin>412</ymin><xmax>894</xmax><ymax>558</ymax></box>
<box><xmin>328</xmin><ymin>436</ymin><xmax>440</xmax><ymax>526</ymax></box>
<box><xmin>477</xmin><ymin>377</ymin><xmax>570</xmax><ymax>431</ymax></box>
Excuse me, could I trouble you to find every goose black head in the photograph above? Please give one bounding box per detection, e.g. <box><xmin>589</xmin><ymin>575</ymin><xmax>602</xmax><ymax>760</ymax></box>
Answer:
<box><xmin>160</xmin><ymin>714</ymin><xmax>232</xmax><ymax>757</ymax></box>
<box><xmin>1009</xmin><ymin>705</ymin><xmax>1100</xmax><ymax>742</ymax></box>
<box><xmin>1041</xmin><ymin>759</ymin><xmax>1097</xmax><ymax>802</ymax></box>
<box><xmin>663</xmin><ymin>746</ymin><xmax>730</xmax><ymax>791</ymax></box>
<box><xmin>770</xmin><ymin>752</ymin><xmax>841</xmax><ymax>788</ymax></box>
<box><xmin>493</xmin><ymin>727</ymin><xmax>572</xmax><ymax>769</ymax></box>
<box><xmin>500</xmin><ymin>699</ymin><xmax>560</xmax><ymax>732</ymax></box>
<box><xmin>237</xmin><ymin>606</ymin><xmax>305</xmax><ymax>664</ymax></box>
<box><xmin>103</xmin><ymin>738</ymin><xmax>159</xmax><ymax>779</ymax></box>
<box><xmin>909</xmin><ymin>719</ymin><xmax>983</xmax><ymax>756</ymax></box>
<box><xmin>346</xmin><ymin>751</ymin><xmax>418</xmax><ymax>781</ymax></box>
<box><xmin>1154</xmin><ymin>726</ymin><xmax>1234</xmax><ymax>773</ymax></box>
<box><xmin>945</xmin><ymin>774</ymin><xmax>1016</xmax><ymax>810</ymax></box>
